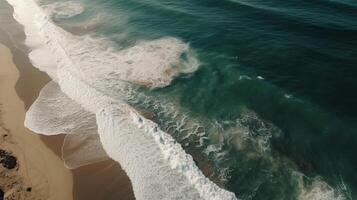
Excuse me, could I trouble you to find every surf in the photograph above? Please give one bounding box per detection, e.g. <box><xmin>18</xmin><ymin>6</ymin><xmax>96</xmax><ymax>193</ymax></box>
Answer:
<box><xmin>6</xmin><ymin>0</ymin><xmax>237</xmax><ymax>199</ymax></box>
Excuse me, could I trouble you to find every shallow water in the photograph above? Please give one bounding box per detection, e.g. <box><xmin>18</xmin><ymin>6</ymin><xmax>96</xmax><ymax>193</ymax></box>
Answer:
<box><xmin>11</xmin><ymin>0</ymin><xmax>357</xmax><ymax>199</ymax></box>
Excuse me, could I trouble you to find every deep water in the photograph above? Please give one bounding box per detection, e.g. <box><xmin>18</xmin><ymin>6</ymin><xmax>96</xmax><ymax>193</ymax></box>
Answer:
<box><xmin>41</xmin><ymin>0</ymin><xmax>357</xmax><ymax>199</ymax></box>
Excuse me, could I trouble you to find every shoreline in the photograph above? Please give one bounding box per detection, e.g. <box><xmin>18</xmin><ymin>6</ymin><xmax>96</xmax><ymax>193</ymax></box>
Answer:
<box><xmin>0</xmin><ymin>43</ymin><xmax>73</xmax><ymax>200</ymax></box>
<box><xmin>2</xmin><ymin>0</ymin><xmax>232</xmax><ymax>198</ymax></box>
<box><xmin>0</xmin><ymin>1</ymin><xmax>135</xmax><ymax>199</ymax></box>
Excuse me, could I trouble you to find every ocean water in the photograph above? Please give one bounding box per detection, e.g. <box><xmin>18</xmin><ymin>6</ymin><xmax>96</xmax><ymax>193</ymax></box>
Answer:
<box><xmin>5</xmin><ymin>0</ymin><xmax>357</xmax><ymax>199</ymax></box>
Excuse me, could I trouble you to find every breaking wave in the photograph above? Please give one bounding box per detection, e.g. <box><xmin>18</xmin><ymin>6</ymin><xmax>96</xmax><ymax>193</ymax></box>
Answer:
<box><xmin>6</xmin><ymin>0</ymin><xmax>236</xmax><ymax>199</ymax></box>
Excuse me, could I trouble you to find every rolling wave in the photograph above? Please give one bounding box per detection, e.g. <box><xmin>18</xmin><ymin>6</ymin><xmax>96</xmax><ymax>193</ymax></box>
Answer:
<box><xmin>7</xmin><ymin>0</ymin><xmax>236</xmax><ymax>199</ymax></box>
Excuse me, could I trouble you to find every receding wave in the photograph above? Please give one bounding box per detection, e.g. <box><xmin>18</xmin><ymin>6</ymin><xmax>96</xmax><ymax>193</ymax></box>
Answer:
<box><xmin>7</xmin><ymin>0</ymin><xmax>236</xmax><ymax>199</ymax></box>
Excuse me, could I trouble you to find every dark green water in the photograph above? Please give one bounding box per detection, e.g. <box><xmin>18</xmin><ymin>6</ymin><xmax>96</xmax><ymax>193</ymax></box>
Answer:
<box><xmin>52</xmin><ymin>0</ymin><xmax>357</xmax><ymax>199</ymax></box>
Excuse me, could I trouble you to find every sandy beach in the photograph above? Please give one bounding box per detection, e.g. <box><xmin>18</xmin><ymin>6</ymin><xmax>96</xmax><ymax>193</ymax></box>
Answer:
<box><xmin>0</xmin><ymin>38</ymin><xmax>134</xmax><ymax>200</ymax></box>
<box><xmin>0</xmin><ymin>43</ymin><xmax>73</xmax><ymax>200</ymax></box>
<box><xmin>0</xmin><ymin>1</ymin><xmax>135</xmax><ymax>199</ymax></box>
<box><xmin>0</xmin><ymin>41</ymin><xmax>134</xmax><ymax>200</ymax></box>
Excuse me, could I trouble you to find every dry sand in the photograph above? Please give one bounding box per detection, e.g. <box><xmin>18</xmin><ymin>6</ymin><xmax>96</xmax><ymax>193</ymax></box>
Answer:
<box><xmin>0</xmin><ymin>43</ymin><xmax>73</xmax><ymax>200</ymax></box>
<box><xmin>0</xmin><ymin>40</ymin><xmax>134</xmax><ymax>200</ymax></box>
<box><xmin>0</xmin><ymin>1</ymin><xmax>135</xmax><ymax>199</ymax></box>
<box><xmin>0</xmin><ymin>32</ymin><xmax>135</xmax><ymax>200</ymax></box>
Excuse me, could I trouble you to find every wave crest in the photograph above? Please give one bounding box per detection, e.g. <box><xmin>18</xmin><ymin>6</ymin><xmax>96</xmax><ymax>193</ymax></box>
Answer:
<box><xmin>7</xmin><ymin>0</ymin><xmax>236</xmax><ymax>199</ymax></box>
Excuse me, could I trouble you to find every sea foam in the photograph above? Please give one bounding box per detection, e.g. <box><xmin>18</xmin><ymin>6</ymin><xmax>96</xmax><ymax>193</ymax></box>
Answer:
<box><xmin>43</xmin><ymin>1</ymin><xmax>84</xmax><ymax>19</ymax></box>
<box><xmin>62</xmin><ymin>132</ymin><xmax>109</xmax><ymax>169</ymax></box>
<box><xmin>25</xmin><ymin>81</ymin><xmax>96</xmax><ymax>136</ymax></box>
<box><xmin>296</xmin><ymin>173</ymin><xmax>348</xmax><ymax>200</ymax></box>
<box><xmin>26</xmin><ymin>81</ymin><xmax>108</xmax><ymax>169</ymax></box>
<box><xmin>7</xmin><ymin>0</ymin><xmax>237</xmax><ymax>199</ymax></box>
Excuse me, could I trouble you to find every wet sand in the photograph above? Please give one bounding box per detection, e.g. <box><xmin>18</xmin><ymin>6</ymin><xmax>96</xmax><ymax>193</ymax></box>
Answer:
<box><xmin>0</xmin><ymin>43</ymin><xmax>73</xmax><ymax>200</ymax></box>
<box><xmin>0</xmin><ymin>1</ymin><xmax>135</xmax><ymax>199</ymax></box>
<box><xmin>42</xmin><ymin>134</ymin><xmax>135</xmax><ymax>200</ymax></box>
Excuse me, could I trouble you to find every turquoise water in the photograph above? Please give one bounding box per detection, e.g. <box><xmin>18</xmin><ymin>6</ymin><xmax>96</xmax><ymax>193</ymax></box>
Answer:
<box><xmin>46</xmin><ymin>0</ymin><xmax>357</xmax><ymax>199</ymax></box>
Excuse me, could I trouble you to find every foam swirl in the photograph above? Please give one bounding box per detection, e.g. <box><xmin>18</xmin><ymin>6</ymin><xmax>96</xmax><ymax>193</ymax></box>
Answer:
<box><xmin>6</xmin><ymin>0</ymin><xmax>237</xmax><ymax>199</ymax></box>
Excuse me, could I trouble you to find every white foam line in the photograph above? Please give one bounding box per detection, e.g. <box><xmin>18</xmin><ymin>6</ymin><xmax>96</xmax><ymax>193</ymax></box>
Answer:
<box><xmin>59</xmin><ymin>66</ymin><xmax>237</xmax><ymax>200</ymax></box>
<box><xmin>6</xmin><ymin>0</ymin><xmax>238</xmax><ymax>199</ymax></box>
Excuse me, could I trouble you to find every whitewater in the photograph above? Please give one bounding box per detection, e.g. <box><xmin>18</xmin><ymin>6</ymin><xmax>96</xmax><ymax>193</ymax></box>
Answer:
<box><xmin>5</xmin><ymin>0</ymin><xmax>354</xmax><ymax>199</ymax></box>
<box><xmin>6</xmin><ymin>0</ymin><xmax>238</xmax><ymax>199</ymax></box>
